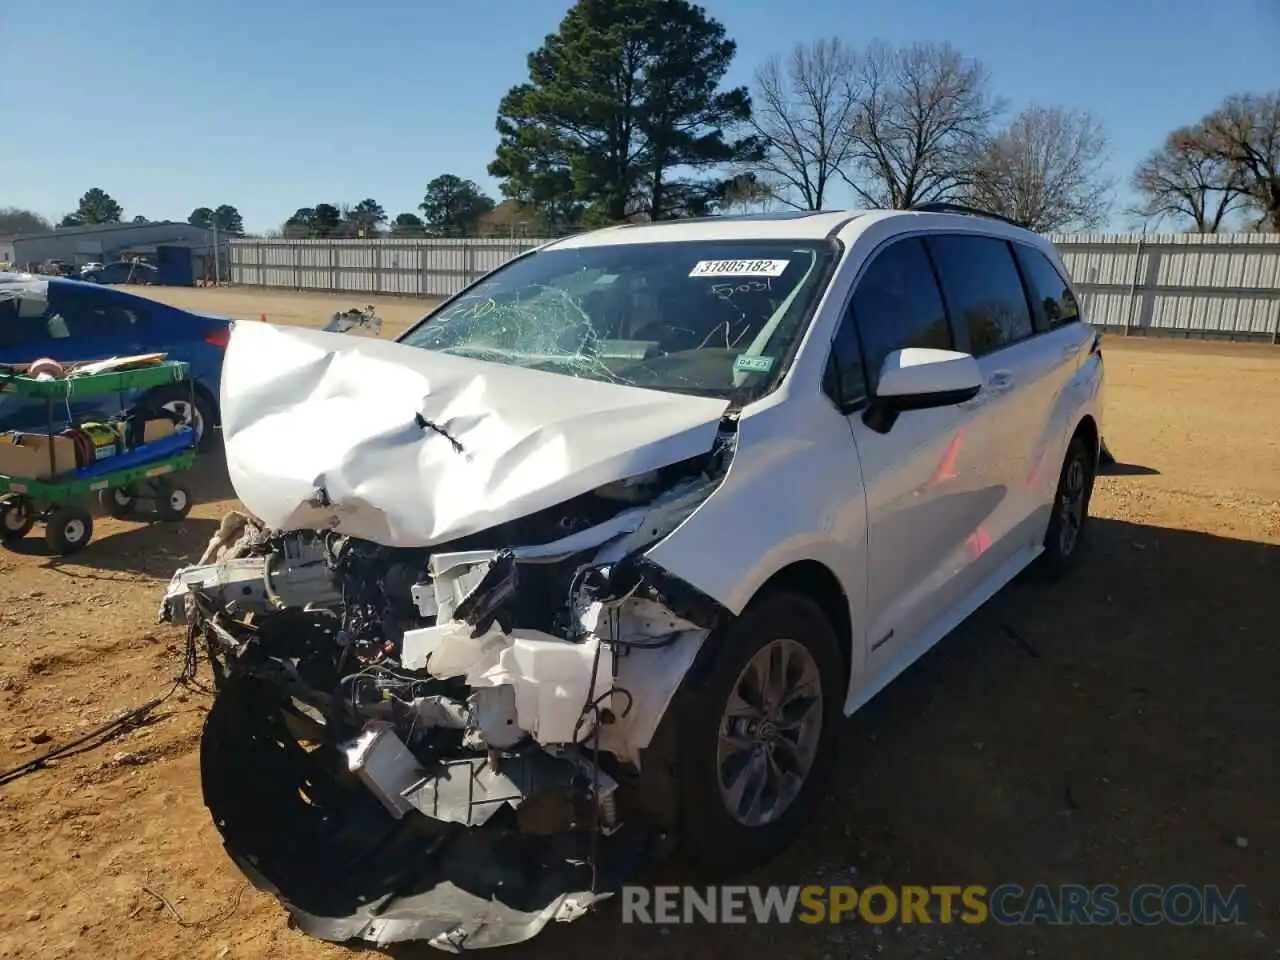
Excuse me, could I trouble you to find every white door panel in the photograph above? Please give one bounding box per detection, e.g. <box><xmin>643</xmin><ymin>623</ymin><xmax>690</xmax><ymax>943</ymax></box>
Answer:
<box><xmin>996</xmin><ymin>326</ymin><xmax>1090</xmax><ymax>546</ymax></box>
<box><xmin>852</xmin><ymin>404</ymin><xmax>1002</xmax><ymax>663</ymax></box>
<box><xmin>824</xmin><ymin>227</ymin><xmax>1104</xmax><ymax>715</ymax></box>
<box><xmin>1009</xmin><ymin>240</ymin><xmax>1099</xmax><ymax>543</ymax></box>
<box><xmin>923</xmin><ymin>233</ymin><xmax>1044</xmax><ymax>591</ymax></box>
<box><xmin>827</xmin><ymin>234</ymin><xmax>1003</xmax><ymax>678</ymax></box>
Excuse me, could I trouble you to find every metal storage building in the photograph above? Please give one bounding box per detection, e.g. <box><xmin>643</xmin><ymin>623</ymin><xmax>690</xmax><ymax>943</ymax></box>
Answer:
<box><xmin>10</xmin><ymin>221</ymin><xmax>215</xmax><ymax>269</ymax></box>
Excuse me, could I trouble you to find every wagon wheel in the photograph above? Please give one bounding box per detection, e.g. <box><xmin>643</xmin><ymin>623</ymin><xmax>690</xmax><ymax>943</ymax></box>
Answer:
<box><xmin>98</xmin><ymin>486</ymin><xmax>137</xmax><ymax>519</ymax></box>
<box><xmin>1</xmin><ymin>496</ymin><xmax>34</xmax><ymax>542</ymax></box>
<box><xmin>45</xmin><ymin>505</ymin><xmax>94</xmax><ymax>555</ymax></box>
<box><xmin>153</xmin><ymin>480</ymin><xmax>193</xmax><ymax>522</ymax></box>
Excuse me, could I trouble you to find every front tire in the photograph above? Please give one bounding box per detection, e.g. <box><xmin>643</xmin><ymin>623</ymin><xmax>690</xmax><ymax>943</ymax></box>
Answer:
<box><xmin>1</xmin><ymin>497</ymin><xmax>34</xmax><ymax>542</ymax></box>
<box><xmin>674</xmin><ymin>590</ymin><xmax>844</xmax><ymax>877</ymax></box>
<box><xmin>1038</xmin><ymin>434</ymin><xmax>1095</xmax><ymax>580</ymax></box>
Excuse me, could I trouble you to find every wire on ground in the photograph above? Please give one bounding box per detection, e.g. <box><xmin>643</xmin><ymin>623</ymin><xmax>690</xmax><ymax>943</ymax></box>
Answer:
<box><xmin>0</xmin><ymin>622</ymin><xmax>204</xmax><ymax>787</ymax></box>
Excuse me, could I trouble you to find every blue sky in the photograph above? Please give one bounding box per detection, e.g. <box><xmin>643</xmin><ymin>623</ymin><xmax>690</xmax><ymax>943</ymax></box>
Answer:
<box><xmin>2</xmin><ymin>0</ymin><xmax>1276</xmax><ymax>233</ymax></box>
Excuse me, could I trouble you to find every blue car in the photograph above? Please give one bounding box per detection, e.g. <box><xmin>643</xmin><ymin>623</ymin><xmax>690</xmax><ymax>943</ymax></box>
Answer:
<box><xmin>0</xmin><ymin>272</ymin><xmax>228</xmax><ymax>450</ymax></box>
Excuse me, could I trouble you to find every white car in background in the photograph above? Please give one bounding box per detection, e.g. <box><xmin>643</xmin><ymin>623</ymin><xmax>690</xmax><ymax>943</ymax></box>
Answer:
<box><xmin>164</xmin><ymin>204</ymin><xmax>1105</xmax><ymax>951</ymax></box>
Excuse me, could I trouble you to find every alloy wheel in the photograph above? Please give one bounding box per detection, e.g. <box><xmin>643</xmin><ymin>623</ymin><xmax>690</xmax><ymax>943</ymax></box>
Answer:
<box><xmin>1057</xmin><ymin>456</ymin><xmax>1087</xmax><ymax>556</ymax></box>
<box><xmin>716</xmin><ymin>638</ymin><xmax>824</xmax><ymax>828</ymax></box>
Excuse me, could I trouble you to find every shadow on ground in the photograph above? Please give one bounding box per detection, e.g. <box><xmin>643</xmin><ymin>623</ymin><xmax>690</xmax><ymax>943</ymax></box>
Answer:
<box><xmin>34</xmin><ymin>517</ymin><xmax>221</xmax><ymax>578</ymax></box>
<box><xmin>183</xmin><ymin>438</ymin><xmax>237</xmax><ymax>503</ymax></box>
<box><xmin>371</xmin><ymin>517</ymin><xmax>1276</xmax><ymax>960</ymax></box>
<box><xmin>1099</xmin><ymin>460</ymin><xmax>1161</xmax><ymax>477</ymax></box>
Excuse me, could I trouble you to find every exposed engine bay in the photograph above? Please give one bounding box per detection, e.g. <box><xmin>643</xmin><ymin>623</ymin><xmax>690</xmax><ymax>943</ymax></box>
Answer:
<box><xmin>160</xmin><ymin>427</ymin><xmax>737</xmax><ymax>951</ymax></box>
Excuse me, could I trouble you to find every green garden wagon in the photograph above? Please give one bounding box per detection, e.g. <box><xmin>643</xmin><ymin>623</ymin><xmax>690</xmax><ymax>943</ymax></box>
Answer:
<box><xmin>0</xmin><ymin>361</ymin><xmax>199</xmax><ymax>555</ymax></box>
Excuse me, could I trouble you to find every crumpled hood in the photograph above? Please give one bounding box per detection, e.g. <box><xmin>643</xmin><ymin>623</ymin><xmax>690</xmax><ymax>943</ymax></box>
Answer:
<box><xmin>220</xmin><ymin>321</ymin><xmax>731</xmax><ymax>548</ymax></box>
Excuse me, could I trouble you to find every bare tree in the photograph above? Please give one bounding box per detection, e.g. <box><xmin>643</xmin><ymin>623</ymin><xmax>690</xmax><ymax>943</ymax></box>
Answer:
<box><xmin>966</xmin><ymin>105</ymin><xmax>1114</xmax><ymax>232</ymax></box>
<box><xmin>840</xmin><ymin>40</ymin><xmax>1004</xmax><ymax>208</ymax></box>
<box><xmin>749</xmin><ymin>39</ymin><xmax>859</xmax><ymax>210</ymax></box>
<box><xmin>720</xmin><ymin>172</ymin><xmax>777</xmax><ymax>213</ymax></box>
<box><xmin>1198</xmin><ymin>92</ymin><xmax>1280</xmax><ymax>231</ymax></box>
<box><xmin>1129</xmin><ymin>127</ymin><xmax>1249</xmax><ymax>232</ymax></box>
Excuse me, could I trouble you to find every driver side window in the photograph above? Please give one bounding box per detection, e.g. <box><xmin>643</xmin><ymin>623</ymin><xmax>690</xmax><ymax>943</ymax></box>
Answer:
<box><xmin>823</xmin><ymin>308</ymin><xmax>868</xmax><ymax>411</ymax></box>
<box><xmin>849</xmin><ymin>237</ymin><xmax>952</xmax><ymax>394</ymax></box>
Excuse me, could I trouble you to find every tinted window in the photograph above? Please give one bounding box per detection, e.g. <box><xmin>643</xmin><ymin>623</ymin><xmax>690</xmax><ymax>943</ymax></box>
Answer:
<box><xmin>849</xmin><ymin>237</ymin><xmax>951</xmax><ymax>392</ymax></box>
<box><xmin>0</xmin><ymin>296</ymin><xmax>71</xmax><ymax>346</ymax></box>
<box><xmin>41</xmin><ymin>290</ymin><xmax>141</xmax><ymax>341</ymax></box>
<box><xmin>1013</xmin><ymin>244</ymin><xmax>1081</xmax><ymax>331</ymax></box>
<box><xmin>84</xmin><ymin>301</ymin><xmax>142</xmax><ymax>337</ymax></box>
<box><xmin>927</xmin><ymin>235</ymin><xmax>1034</xmax><ymax>356</ymax></box>
<box><xmin>0</xmin><ymin>299</ymin><xmax>44</xmax><ymax>348</ymax></box>
<box><xmin>823</xmin><ymin>310</ymin><xmax>868</xmax><ymax>410</ymax></box>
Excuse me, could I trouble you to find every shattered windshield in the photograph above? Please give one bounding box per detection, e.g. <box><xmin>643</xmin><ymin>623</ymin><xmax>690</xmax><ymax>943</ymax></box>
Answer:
<box><xmin>397</xmin><ymin>240</ymin><xmax>837</xmax><ymax>400</ymax></box>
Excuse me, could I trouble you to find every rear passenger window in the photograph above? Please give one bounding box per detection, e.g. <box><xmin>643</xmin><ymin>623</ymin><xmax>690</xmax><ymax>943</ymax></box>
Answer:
<box><xmin>850</xmin><ymin>238</ymin><xmax>952</xmax><ymax>393</ymax></box>
<box><xmin>1013</xmin><ymin>244</ymin><xmax>1081</xmax><ymax>331</ymax></box>
<box><xmin>927</xmin><ymin>235</ymin><xmax>1034</xmax><ymax>356</ymax></box>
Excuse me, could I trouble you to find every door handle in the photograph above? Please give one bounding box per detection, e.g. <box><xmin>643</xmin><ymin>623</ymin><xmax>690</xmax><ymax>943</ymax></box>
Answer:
<box><xmin>988</xmin><ymin>370</ymin><xmax>1013</xmax><ymax>388</ymax></box>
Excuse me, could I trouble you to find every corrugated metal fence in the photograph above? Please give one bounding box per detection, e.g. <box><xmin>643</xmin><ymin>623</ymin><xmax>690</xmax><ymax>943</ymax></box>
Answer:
<box><xmin>229</xmin><ymin>238</ymin><xmax>542</xmax><ymax>298</ymax></box>
<box><xmin>229</xmin><ymin>232</ymin><xmax>1280</xmax><ymax>342</ymax></box>
<box><xmin>1054</xmin><ymin>233</ymin><xmax>1280</xmax><ymax>342</ymax></box>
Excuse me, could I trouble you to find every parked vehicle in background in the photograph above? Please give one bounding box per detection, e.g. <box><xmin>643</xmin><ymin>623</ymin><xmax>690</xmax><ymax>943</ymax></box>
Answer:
<box><xmin>39</xmin><ymin>259</ymin><xmax>76</xmax><ymax>277</ymax></box>
<box><xmin>0</xmin><ymin>273</ymin><xmax>228</xmax><ymax>449</ymax></box>
<box><xmin>80</xmin><ymin>261</ymin><xmax>159</xmax><ymax>285</ymax></box>
<box><xmin>78</xmin><ymin>262</ymin><xmax>104</xmax><ymax>275</ymax></box>
<box><xmin>165</xmin><ymin>204</ymin><xmax>1106</xmax><ymax>950</ymax></box>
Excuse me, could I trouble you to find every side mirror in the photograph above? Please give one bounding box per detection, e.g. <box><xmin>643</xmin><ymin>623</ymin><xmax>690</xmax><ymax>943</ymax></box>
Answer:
<box><xmin>863</xmin><ymin>347</ymin><xmax>981</xmax><ymax>434</ymax></box>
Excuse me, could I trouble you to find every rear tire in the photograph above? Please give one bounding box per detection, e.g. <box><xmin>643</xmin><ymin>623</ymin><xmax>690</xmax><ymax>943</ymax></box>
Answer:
<box><xmin>138</xmin><ymin>383</ymin><xmax>217</xmax><ymax>452</ymax></box>
<box><xmin>98</xmin><ymin>487</ymin><xmax>136</xmax><ymax>519</ymax></box>
<box><xmin>1038</xmin><ymin>435</ymin><xmax>1095</xmax><ymax>580</ymax></box>
<box><xmin>153</xmin><ymin>480</ymin><xmax>192</xmax><ymax>522</ymax></box>
<box><xmin>672</xmin><ymin>590</ymin><xmax>844</xmax><ymax>877</ymax></box>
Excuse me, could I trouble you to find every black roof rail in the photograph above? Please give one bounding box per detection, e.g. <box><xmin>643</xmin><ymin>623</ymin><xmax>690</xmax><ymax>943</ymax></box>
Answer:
<box><xmin>908</xmin><ymin>202</ymin><xmax>1024</xmax><ymax>228</ymax></box>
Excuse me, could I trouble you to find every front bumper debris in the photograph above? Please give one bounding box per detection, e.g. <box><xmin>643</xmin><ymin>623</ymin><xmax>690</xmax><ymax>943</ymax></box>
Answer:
<box><xmin>166</xmin><ymin>423</ymin><xmax>738</xmax><ymax>950</ymax></box>
<box><xmin>202</xmin><ymin>674</ymin><xmax>651</xmax><ymax>951</ymax></box>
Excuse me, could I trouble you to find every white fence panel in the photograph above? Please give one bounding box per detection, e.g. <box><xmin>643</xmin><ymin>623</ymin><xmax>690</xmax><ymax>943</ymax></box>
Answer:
<box><xmin>1048</xmin><ymin>233</ymin><xmax>1280</xmax><ymax>342</ymax></box>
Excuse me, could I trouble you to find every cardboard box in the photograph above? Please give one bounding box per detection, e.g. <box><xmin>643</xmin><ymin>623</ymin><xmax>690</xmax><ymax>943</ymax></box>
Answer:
<box><xmin>0</xmin><ymin>432</ymin><xmax>78</xmax><ymax>480</ymax></box>
<box><xmin>143</xmin><ymin>418</ymin><xmax>176</xmax><ymax>442</ymax></box>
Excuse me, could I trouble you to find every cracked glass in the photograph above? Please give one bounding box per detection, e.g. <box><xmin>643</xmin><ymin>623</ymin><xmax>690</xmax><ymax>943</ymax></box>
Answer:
<box><xmin>397</xmin><ymin>240</ymin><xmax>837</xmax><ymax>401</ymax></box>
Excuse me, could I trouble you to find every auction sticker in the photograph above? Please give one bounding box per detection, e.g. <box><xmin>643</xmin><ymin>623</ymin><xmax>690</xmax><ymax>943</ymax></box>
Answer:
<box><xmin>733</xmin><ymin>354</ymin><xmax>776</xmax><ymax>374</ymax></box>
<box><xmin>689</xmin><ymin>259</ymin><xmax>789</xmax><ymax>278</ymax></box>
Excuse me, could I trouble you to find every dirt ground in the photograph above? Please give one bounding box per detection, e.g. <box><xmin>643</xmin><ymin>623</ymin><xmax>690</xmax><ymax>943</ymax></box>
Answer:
<box><xmin>135</xmin><ymin>284</ymin><xmax>439</xmax><ymax>337</ymax></box>
<box><xmin>1</xmin><ymin>288</ymin><xmax>1277</xmax><ymax>960</ymax></box>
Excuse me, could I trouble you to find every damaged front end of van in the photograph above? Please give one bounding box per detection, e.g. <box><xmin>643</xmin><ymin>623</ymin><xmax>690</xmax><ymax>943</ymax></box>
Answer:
<box><xmin>160</xmin><ymin>320</ymin><xmax>741</xmax><ymax>951</ymax></box>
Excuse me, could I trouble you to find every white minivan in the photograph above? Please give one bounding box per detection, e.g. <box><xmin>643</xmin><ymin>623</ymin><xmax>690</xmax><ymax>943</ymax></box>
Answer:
<box><xmin>170</xmin><ymin>205</ymin><xmax>1105</xmax><ymax>951</ymax></box>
